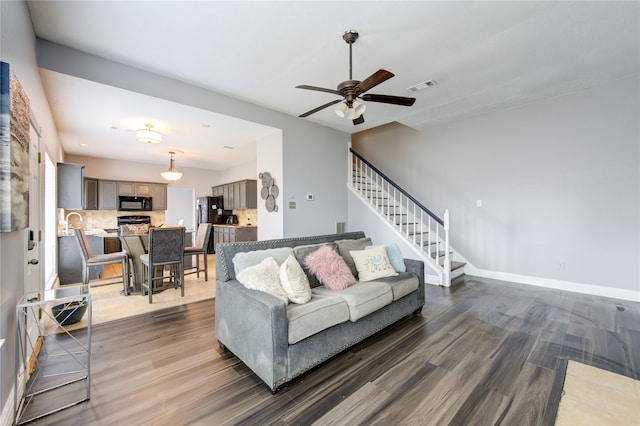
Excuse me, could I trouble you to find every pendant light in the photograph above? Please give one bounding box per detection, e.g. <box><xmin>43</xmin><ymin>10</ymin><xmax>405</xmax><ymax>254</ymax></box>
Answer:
<box><xmin>136</xmin><ymin>123</ymin><xmax>162</xmax><ymax>144</ymax></box>
<box><xmin>161</xmin><ymin>151</ymin><xmax>182</xmax><ymax>181</ymax></box>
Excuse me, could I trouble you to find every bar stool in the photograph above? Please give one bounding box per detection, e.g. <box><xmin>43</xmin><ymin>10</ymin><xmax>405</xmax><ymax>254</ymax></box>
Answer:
<box><xmin>74</xmin><ymin>228</ymin><xmax>130</xmax><ymax>294</ymax></box>
<box><xmin>183</xmin><ymin>223</ymin><xmax>212</xmax><ymax>281</ymax></box>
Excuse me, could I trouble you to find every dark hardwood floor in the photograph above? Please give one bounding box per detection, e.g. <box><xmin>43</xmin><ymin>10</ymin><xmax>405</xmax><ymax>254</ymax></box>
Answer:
<box><xmin>21</xmin><ymin>275</ymin><xmax>640</xmax><ymax>425</ymax></box>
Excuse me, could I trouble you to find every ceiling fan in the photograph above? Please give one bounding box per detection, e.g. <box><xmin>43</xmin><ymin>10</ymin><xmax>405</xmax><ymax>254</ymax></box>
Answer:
<box><xmin>296</xmin><ymin>30</ymin><xmax>416</xmax><ymax>125</ymax></box>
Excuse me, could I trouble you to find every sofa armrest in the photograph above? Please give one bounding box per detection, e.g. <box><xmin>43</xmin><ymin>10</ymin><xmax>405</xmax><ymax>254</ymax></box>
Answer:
<box><xmin>215</xmin><ymin>279</ymin><xmax>289</xmax><ymax>391</ymax></box>
<box><xmin>403</xmin><ymin>258</ymin><xmax>425</xmax><ymax>304</ymax></box>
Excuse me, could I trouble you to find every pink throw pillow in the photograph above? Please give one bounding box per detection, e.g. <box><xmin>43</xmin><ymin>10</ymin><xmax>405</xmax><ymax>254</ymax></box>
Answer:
<box><xmin>304</xmin><ymin>245</ymin><xmax>356</xmax><ymax>291</ymax></box>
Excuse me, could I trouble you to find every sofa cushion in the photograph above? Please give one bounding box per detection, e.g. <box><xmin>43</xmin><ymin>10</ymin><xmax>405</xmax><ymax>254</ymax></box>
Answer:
<box><xmin>335</xmin><ymin>237</ymin><xmax>373</xmax><ymax>278</ymax></box>
<box><xmin>279</xmin><ymin>254</ymin><xmax>312</xmax><ymax>304</ymax></box>
<box><xmin>373</xmin><ymin>272</ymin><xmax>419</xmax><ymax>301</ymax></box>
<box><xmin>233</xmin><ymin>247</ymin><xmax>294</xmax><ymax>276</ymax></box>
<box><xmin>287</xmin><ymin>295</ymin><xmax>349</xmax><ymax>344</ymax></box>
<box><xmin>236</xmin><ymin>257</ymin><xmax>289</xmax><ymax>303</ymax></box>
<box><xmin>293</xmin><ymin>242</ymin><xmax>338</xmax><ymax>287</ymax></box>
<box><xmin>366</xmin><ymin>243</ymin><xmax>406</xmax><ymax>273</ymax></box>
<box><xmin>312</xmin><ymin>282</ymin><xmax>393</xmax><ymax>322</ymax></box>
<box><xmin>304</xmin><ymin>245</ymin><xmax>356</xmax><ymax>291</ymax></box>
<box><xmin>350</xmin><ymin>245</ymin><xmax>399</xmax><ymax>282</ymax></box>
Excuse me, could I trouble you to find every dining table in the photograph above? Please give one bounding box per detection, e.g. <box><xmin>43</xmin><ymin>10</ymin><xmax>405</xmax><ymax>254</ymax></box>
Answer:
<box><xmin>119</xmin><ymin>228</ymin><xmax>193</xmax><ymax>294</ymax></box>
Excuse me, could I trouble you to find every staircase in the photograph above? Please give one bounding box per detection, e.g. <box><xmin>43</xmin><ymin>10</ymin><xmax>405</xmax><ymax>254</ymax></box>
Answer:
<box><xmin>348</xmin><ymin>147</ymin><xmax>466</xmax><ymax>287</ymax></box>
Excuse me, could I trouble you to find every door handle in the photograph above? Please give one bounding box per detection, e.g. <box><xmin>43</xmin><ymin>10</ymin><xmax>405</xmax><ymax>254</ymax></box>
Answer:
<box><xmin>28</xmin><ymin>259</ymin><xmax>39</xmax><ymax>265</ymax></box>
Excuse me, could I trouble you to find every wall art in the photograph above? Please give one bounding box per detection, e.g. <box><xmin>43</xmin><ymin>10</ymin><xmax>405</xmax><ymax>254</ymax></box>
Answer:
<box><xmin>1</xmin><ymin>61</ymin><xmax>30</xmax><ymax>232</ymax></box>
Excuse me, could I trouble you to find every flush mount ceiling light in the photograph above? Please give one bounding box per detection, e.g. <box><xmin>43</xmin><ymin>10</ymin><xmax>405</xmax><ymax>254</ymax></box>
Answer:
<box><xmin>136</xmin><ymin>123</ymin><xmax>162</xmax><ymax>144</ymax></box>
<box><xmin>160</xmin><ymin>151</ymin><xmax>182</xmax><ymax>181</ymax></box>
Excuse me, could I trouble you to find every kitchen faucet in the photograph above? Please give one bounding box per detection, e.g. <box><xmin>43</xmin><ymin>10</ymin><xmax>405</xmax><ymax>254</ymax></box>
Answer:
<box><xmin>65</xmin><ymin>211</ymin><xmax>83</xmax><ymax>235</ymax></box>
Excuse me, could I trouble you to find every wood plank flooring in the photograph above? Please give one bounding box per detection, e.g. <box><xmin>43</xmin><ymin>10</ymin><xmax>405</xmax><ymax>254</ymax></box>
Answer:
<box><xmin>21</xmin><ymin>275</ymin><xmax>640</xmax><ymax>425</ymax></box>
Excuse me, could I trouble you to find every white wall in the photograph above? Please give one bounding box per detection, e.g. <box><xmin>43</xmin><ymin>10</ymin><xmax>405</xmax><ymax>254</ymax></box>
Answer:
<box><xmin>65</xmin><ymin>154</ymin><xmax>220</xmax><ymax>199</ymax></box>
<box><xmin>256</xmin><ymin>130</ymin><xmax>284</xmax><ymax>240</ymax></box>
<box><xmin>38</xmin><ymin>40</ymin><xmax>350</xmax><ymax>238</ymax></box>
<box><xmin>219</xmin><ymin>160</ymin><xmax>256</xmax><ymax>184</ymax></box>
<box><xmin>353</xmin><ymin>76</ymin><xmax>639</xmax><ymax>298</ymax></box>
<box><xmin>0</xmin><ymin>1</ymin><xmax>65</xmax><ymax>421</ymax></box>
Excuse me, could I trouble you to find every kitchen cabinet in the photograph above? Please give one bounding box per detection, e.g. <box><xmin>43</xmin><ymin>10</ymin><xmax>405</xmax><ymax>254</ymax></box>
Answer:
<box><xmin>211</xmin><ymin>179</ymin><xmax>257</xmax><ymax>210</ymax></box>
<box><xmin>212</xmin><ymin>226</ymin><xmax>257</xmax><ymax>252</ymax></box>
<box><xmin>58</xmin><ymin>234</ymin><xmax>104</xmax><ymax>284</ymax></box>
<box><xmin>57</xmin><ymin>163</ymin><xmax>84</xmax><ymax>209</ymax></box>
<box><xmin>117</xmin><ymin>181</ymin><xmax>151</xmax><ymax>196</ymax></box>
<box><xmin>149</xmin><ymin>184</ymin><xmax>167</xmax><ymax>210</ymax></box>
<box><xmin>83</xmin><ymin>178</ymin><xmax>99</xmax><ymax>210</ymax></box>
<box><xmin>98</xmin><ymin>180</ymin><xmax>117</xmax><ymax>210</ymax></box>
<box><xmin>116</xmin><ymin>181</ymin><xmax>166</xmax><ymax>210</ymax></box>
<box><xmin>104</xmin><ymin>235</ymin><xmax>121</xmax><ymax>253</ymax></box>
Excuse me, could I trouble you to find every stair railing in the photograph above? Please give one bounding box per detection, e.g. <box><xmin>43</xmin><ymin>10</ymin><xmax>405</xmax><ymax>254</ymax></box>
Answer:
<box><xmin>348</xmin><ymin>146</ymin><xmax>451</xmax><ymax>286</ymax></box>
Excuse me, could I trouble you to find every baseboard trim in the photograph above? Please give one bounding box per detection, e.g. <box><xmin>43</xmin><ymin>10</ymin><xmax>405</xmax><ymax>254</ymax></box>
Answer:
<box><xmin>474</xmin><ymin>269</ymin><xmax>640</xmax><ymax>302</ymax></box>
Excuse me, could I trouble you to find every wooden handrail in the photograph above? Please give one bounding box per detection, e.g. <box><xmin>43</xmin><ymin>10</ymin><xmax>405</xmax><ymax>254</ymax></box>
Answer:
<box><xmin>350</xmin><ymin>148</ymin><xmax>444</xmax><ymax>226</ymax></box>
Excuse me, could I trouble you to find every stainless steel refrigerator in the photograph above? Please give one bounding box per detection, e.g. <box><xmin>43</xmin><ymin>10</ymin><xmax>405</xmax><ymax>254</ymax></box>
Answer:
<box><xmin>196</xmin><ymin>196</ymin><xmax>229</xmax><ymax>253</ymax></box>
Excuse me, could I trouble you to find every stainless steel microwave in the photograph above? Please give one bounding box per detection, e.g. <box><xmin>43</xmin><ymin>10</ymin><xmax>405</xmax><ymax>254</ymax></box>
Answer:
<box><xmin>118</xmin><ymin>196</ymin><xmax>152</xmax><ymax>211</ymax></box>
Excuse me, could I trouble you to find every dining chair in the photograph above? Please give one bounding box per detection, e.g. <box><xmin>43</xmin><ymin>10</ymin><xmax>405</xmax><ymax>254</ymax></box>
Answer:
<box><xmin>140</xmin><ymin>226</ymin><xmax>185</xmax><ymax>303</ymax></box>
<box><xmin>183</xmin><ymin>223</ymin><xmax>212</xmax><ymax>281</ymax></box>
<box><xmin>74</xmin><ymin>228</ymin><xmax>130</xmax><ymax>294</ymax></box>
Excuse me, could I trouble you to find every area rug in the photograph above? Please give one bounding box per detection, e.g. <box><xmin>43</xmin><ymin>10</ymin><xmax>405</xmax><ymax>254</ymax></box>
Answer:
<box><xmin>555</xmin><ymin>360</ymin><xmax>640</xmax><ymax>425</ymax></box>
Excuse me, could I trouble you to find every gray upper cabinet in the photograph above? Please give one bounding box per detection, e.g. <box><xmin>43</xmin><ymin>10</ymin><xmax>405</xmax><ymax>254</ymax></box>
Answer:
<box><xmin>83</xmin><ymin>178</ymin><xmax>99</xmax><ymax>210</ymax></box>
<box><xmin>57</xmin><ymin>163</ymin><xmax>84</xmax><ymax>209</ymax></box>
<box><xmin>98</xmin><ymin>180</ymin><xmax>117</xmax><ymax>210</ymax></box>
<box><xmin>117</xmin><ymin>181</ymin><xmax>156</xmax><ymax>197</ymax></box>
<box><xmin>149</xmin><ymin>184</ymin><xmax>167</xmax><ymax>210</ymax></box>
<box><xmin>212</xmin><ymin>179</ymin><xmax>257</xmax><ymax>210</ymax></box>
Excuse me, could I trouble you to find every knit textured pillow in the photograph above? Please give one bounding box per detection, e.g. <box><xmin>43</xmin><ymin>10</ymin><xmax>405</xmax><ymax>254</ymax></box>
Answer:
<box><xmin>304</xmin><ymin>245</ymin><xmax>356</xmax><ymax>291</ymax></box>
<box><xmin>236</xmin><ymin>257</ymin><xmax>289</xmax><ymax>303</ymax></box>
<box><xmin>279</xmin><ymin>254</ymin><xmax>312</xmax><ymax>304</ymax></box>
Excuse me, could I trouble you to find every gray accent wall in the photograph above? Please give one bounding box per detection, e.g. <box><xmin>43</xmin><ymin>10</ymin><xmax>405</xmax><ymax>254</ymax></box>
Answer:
<box><xmin>35</xmin><ymin>39</ymin><xmax>351</xmax><ymax>239</ymax></box>
<box><xmin>353</xmin><ymin>76</ymin><xmax>639</xmax><ymax>295</ymax></box>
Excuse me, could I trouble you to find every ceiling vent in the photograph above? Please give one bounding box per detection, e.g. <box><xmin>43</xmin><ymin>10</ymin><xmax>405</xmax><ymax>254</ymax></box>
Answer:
<box><xmin>408</xmin><ymin>80</ymin><xmax>437</xmax><ymax>92</ymax></box>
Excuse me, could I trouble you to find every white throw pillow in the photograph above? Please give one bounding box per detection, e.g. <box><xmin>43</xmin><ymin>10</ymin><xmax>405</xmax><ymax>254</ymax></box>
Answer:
<box><xmin>350</xmin><ymin>245</ymin><xmax>399</xmax><ymax>282</ymax></box>
<box><xmin>236</xmin><ymin>257</ymin><xmax>288</xmax><ymax>303</ymax></box>
<box><xmin>232</xmin><ymin>247</ymin><xmax>294</xmax><ymax>276</ymax></box>
<box><xmin>279</xmin><ymin>255</ymin><xmax>312</xmax><ymax>304</ymax></box>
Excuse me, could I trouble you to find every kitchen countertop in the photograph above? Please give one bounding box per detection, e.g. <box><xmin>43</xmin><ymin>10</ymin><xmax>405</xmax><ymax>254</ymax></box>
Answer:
<box><xmin>58</xmin><ymin>227</ymin><xmax>195</xmax><ymax>237</ymax></box>
<box><xmin>58</xmin><ymin>229</ymin><xmax>118</xmax><ymax>238</ymax></box>
<box><xmin>212</xmin><ymin>224</ymin><xmax>257</xmax><ymax>228</ymax></box>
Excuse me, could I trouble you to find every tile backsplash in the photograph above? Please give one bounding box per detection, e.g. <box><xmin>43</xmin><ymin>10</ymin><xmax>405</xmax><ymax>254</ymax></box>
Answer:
<box><xmin>234</xmin><ymin>209</ymin><xmax>258</xmax><ymax>226</ymax></box>
<box><xmin>59</xmin><ymin>209</ymin><xmax>166</xmax><ymax>231</ymax></box>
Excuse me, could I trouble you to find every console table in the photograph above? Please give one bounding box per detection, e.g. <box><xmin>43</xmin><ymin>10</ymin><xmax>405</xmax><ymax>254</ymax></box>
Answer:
<box><xmin>14</xmin><ymin>286</ymin><xmax>91</xmax><ymax>424</ymax></box>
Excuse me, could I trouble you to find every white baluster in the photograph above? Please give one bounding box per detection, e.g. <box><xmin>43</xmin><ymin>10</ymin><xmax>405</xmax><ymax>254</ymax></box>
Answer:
<box><xmin>444</xmin><ymin>209</ymin><xmax>451</xmax><ymax>287</ymax></box>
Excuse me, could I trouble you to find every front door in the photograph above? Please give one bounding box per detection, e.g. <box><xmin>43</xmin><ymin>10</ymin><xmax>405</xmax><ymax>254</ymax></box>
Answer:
<box><xmin>24</xmin><ymin>116</ymin><xmax>41</xmax><ymax>294</ymax></box>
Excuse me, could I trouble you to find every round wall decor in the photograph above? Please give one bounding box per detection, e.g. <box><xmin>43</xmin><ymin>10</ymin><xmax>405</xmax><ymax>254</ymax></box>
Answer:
<box><xmin>259</xmin><ymin>172</ymin><xmax>279</xmax><ymax>212</ymax></box>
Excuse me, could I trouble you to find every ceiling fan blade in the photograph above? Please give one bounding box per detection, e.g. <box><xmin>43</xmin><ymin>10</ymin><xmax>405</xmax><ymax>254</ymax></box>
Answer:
<box><xmin>295</xmin><ymin>85</ymin><xmax>340</xmax><ymax>95</ymax></box>
<box><xmin>299</xmin><ymin>99</ymin><xmax>343</xmax><ymax>118</ymax></box>
<box><xmin>361</xmin><ymin>94</ymin><xmax>416</xmax><ymax>106</ymax></box>
<box><xmin>352</xmin><ymin>115</ymin><xmax>365</xmax><ymax>125</ymax></box>
<box><xmin>355</xmin><ymin>69</ymin><xmax>394</xmax><ymax>94</ymax></box>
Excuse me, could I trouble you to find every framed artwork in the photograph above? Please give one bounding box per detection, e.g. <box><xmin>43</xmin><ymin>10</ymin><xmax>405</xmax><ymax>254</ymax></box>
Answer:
<box><xmin>0</xmin><ymin>61</ymin><xmax>30</xmax><ymax>232</ymax></box>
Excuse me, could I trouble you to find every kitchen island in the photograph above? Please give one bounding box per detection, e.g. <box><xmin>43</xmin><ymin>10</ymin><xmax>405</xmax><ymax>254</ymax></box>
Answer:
<box><xmin>57</xmin><ymin>229</ymin><xmax>117</xmax><ymax>284</ymax></box>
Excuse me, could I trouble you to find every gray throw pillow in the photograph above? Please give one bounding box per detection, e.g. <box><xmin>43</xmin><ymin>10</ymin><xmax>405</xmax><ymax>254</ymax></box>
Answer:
<box><xmin>335</xmin><ymin>237</ymin><xmax>373</xmax><ymax>278</ymax></box>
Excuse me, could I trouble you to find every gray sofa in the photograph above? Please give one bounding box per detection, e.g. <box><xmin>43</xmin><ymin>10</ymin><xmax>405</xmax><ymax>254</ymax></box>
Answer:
<box><xmin>215</xmin><ymin>231</ymin><xmax>425</xmax><ymax>392</ymax></box>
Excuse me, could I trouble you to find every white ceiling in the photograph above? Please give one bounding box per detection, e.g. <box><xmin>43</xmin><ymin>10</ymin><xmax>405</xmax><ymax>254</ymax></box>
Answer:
<box><xmin>27</xmin><ymin>1</ymin><xmax>640</xmax><ymax>171</ymax></box>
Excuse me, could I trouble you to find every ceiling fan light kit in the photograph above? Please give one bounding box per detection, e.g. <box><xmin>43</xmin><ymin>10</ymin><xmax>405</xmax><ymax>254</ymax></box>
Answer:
<box><xmin>136</xmin><ymin>123</ymin><xmax>162</xmax><ymax>144</ymax></box>
<box><xmin>161</xmin><ymin>151</ymin><xmax>182</xmax><ymax>181</ymax></box>
<box><xmin>296</xmin><ymin>30</ymin><xmax>416</xmax><ymax>125</ymax></box>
